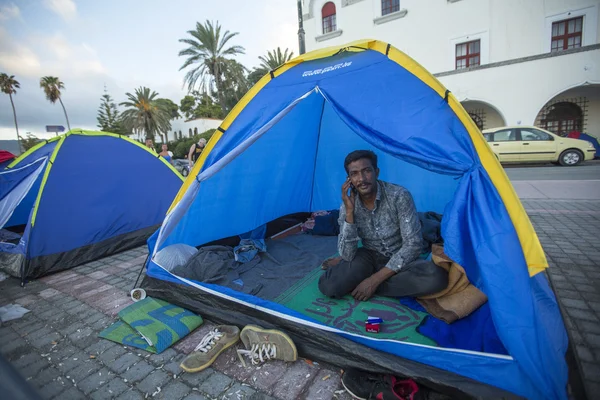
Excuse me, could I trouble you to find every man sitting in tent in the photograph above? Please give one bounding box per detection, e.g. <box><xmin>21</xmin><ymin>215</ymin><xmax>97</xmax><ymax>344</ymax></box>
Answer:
<box><xmin>318</xmin><ymin>150</ymin><xmax>448</xmax><ymax>301</ymax></box>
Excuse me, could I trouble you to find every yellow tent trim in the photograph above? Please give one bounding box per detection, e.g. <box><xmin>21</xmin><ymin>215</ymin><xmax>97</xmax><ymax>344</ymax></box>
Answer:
<box><xmin>7</xmin><ymin>136</ymin><xmax>62</xmax><ymax>169</ymax></box>
<box><xmin>167</xmin><ymin>40</ymin><xmax>547</xmax><ymax>276</ymax></box>
<box><xmin>71</xmin><ymin>129</ymin><xmax>185</xmax><ymax>181</ymax></box>
<box><xmin>30</xmin><ymin>136</ymin><xmax>65</xmax><ymax>227</ymax></box>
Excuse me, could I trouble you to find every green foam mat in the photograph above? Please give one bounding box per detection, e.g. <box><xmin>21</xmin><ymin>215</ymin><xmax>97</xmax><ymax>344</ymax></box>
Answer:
<box><xmin>99</xmin><ymin>297</ymin><xmax>203</xmax><ymax>353</ymax></box>
<box><xmin>275</xmin><ymin>267</ymin><xmax>436</xmax><ymax>345</ymax></box>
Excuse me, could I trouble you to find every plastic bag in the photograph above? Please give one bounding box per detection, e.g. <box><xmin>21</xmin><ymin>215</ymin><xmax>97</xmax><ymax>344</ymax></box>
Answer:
<box><xmin>154</xmin><ymin>243</ymin><xmax>198</xmax><ymax>272</ymax></box>
<box><xmin>0</xmin><ymin>304</ymin><xmax>30</xmax><ymax>322</ymax></box>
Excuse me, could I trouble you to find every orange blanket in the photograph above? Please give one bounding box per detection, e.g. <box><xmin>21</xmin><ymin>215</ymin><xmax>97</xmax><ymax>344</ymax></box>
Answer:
<box><xmin>417</xmin><ymin>244</ymin><xmax>487</xmax><ymax>323</ymax></box>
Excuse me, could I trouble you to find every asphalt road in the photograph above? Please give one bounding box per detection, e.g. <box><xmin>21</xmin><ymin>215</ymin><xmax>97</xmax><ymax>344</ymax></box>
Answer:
<box><xmin>504</xmin><ymin>160</ymin><xmax>600</xmax><ymax>181</ymax></box>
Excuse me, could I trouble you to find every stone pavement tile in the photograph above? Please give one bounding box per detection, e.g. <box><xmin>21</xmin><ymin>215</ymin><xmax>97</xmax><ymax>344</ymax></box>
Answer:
<box><xmin>137</xmin><ymin>369</ymin><xmax>171</xmax><ymax>395</ymax></box>
<box><xmin>303</xmin><ymin>369</ymin><xmax>342</xmax><ymax>400</ymax></box>
<box><xmin>14</xmin><ymin>294</ymin><xmax>40</xmax><ymax>307</ymax></box>
<box><xmin>39</xmin><ymin>378</ymin><xmax>72</xmax><ymax>400</ymax></box>
<box><xmin>53</xmin><ymin>276</ymin><xmax>90</xmax><ymax>293</ymax></box>
<box><xmin>148</xmin><ymin>348</ymin><xmax>178</xmax><ymax>366</ymax></box>
<box><xmin>122</xmin><ymin>360</ymin><xmax>156</xmax><ymax>383</ymax></box>
<box><xmin>182</xmin><ymin>392</ymin><xmax>209</xmax><ymax>400</ymax></box>
<box><xmin>38</xmin><ymin>288</ymin><xmax>61</xmax><ymax>299</ymax></box>
<box><xmin>90</xmin><ymin>377</ymin><xmax>130</xmax><ymax>400</ymax></box>
<box><xmin>85</xmin><ymin>338</ymin><xmax>117</xmax><ymax>356</ymax></box>
<box><xmin>18</xmin><ymin>358</ymin><xmax>51</xmax><ymax>379</ymax></box>
<box><xmin>581</xmin><ymin>362</ymin><xmax>600</xmax><ymax>383</ymax></box>
<box><xmin>98</xmin><ymin>344</ymin><xmax>128</xmax><ymax>364</ymax></box>
<box><xmin>91</xmin><ymin>316</ymin><xmax>115</xmax><ymax>332</ymax></box>
<box><xmin>33</xmin><ymin>366</ymin><xmax>62</xmax><ymax>388</ymax></box>
<box><xmin>65</xmin><ymin>360</ymin><xmax>101</xmax><ymax>383</ymax></box>
<box><xmin>40</xmin><ymin>271</ymin><xmax>78</xmax><ymax>285</ymax></box>
<box><xmin>180</xmin><ymin>368</ymin><xmax>215</xmax><ymax>388</ymax></box>
<box><xmin>222</xmin><ymin>382</ymin><xmax>256</xmax><ymax>399</ymax></box>
<box><xmin>584</xmin><ymin>333</ymin><xmax>600</xmax><ymax>348</ymax></box>
<box><xmin>567</xmin><ymin>308</ymin><xmax>598</xmax><ymax>323</ymax></box>
<box><xmin>59</xmin><ymin>386</ymin><xmax>87</xmax><ymax>400</ymax></box>
<box><xmin>57</xmin><ymin>352</ymin><xmax>95</xmax><ymax>374</ymax></box>
<box><xmin>88</xmin><ymin>271</ymin><xmax>110</xmax><ymax>280</ymax></box>
<box><xmin>174</xmin><ymin>322</ymin><xmax>218</xmax><ymax>354</ymax></box>
<box><xmin>13</xmin><ymin>352</ymin><xmax>42</xmax><ymax>369</ymax></box>
<box><xmin>163</xmin><ymin>354</ymin><xmax>186</xmax><ymax>375</ymax></box>
<box><xmin>78</xmin><ymin>284</ymin><xmax>113</xmax><ymax>300</ymax></box>
<box><xmin>249</xmin><ymin>393</ymin><xmax>278</xmax><ymax>400</ymax></box>
<box><xmin>577</xmin><ymin>320</ymin><xmax>600</xmax><ymax>335</ymax></box>
<box><xmin>116</xmin><ymin>388</ymin><xmax>145</xmax><ymax>400</ymax></box>
<box><xmin>109</xmin><ymin>352</ymin><xmax>142</xmax><ymax>374</ymax></box>
<box><xmin>155</xmin><ymin>381</ymin><xmax>191</xmax><ymax>399</ymax></box>
<box><xmin>70</xmin><ymin>281</ymin><xmax>102</xmax><ymax>297</ymax></box>
<box><xmin>95</xmin><ymin>292</ymin><xmax>131</xmax><ymax>314</ymax></box>
<box><xmin>51</xmin><ymin>343</ymin><xmax>79</xmax><ymax>362</ymax></box>
<box><xmin>271</xmin><ymin>361</ymin><xmax>318</xmax><ymax>400</ymax></box>
<box><xmin>69</xmin><ymin>327</ymin><xmax>97</xmax><ymax>349</ymax></box>
<box><xmin>247</xmin><ymin>361</ymin><xmax>288</xmax><ymax>393</ymax></box>
<box><xmin>556</xmin><ymin>288</ymin><xmax>583</xmax><ymax>300</ymax></box>
<box><xmin>213</xmin><ymin>346</ymin><xmax>255</xmax><ymax>382</ymax></box>
<box><xmin>576</xmin><ymin>345</ymin><xmax>596</xmax><ymax>363</ymax></box>
<box><xmin>83</xmin><ymin>311</ymin><xmax>106</xmax><ymax>326</ymax></box>
<box><xmin>29</xmin><ymin>330</ymin><xmax>62</xmax><ymax>350</ymax></box>
<box><xmin>76</xmin><ymin>367</ymin><xmax>113</xmax><ymax>395</ymax></box>
<box><xmin>83</xmin><ymin>288</ymin><xmax>119</xmax><ymax>307</ymax></box>
<box><xmin>198</xmin><ymin>371</ymin><xmax>233</xmax><ymax>398</ymax></box>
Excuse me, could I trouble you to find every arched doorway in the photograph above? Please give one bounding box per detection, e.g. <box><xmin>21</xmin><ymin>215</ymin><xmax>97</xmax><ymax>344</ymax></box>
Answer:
<box><xmin>538</xmin><ymin>100</ymin><xmax>584</xmax><ymax>137</ymax></box>
<box><xmin>461</xmin><ymin>100</ymin><xmax>506</xmax><ymax>130</ymax></box>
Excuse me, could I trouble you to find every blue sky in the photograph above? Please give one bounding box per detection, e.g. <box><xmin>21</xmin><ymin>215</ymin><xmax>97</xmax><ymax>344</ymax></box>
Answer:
<box><xmin>0</xmin><ymin>0</ymin><xmax>298</xmax><ymax>140</ymax></box>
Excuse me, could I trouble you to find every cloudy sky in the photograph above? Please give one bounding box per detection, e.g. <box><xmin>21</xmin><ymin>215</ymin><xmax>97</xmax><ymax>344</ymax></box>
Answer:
<box><xmin>0</xmin><ymin>0</ymin><xmax>298</xmax><ymax>140</ymax></box>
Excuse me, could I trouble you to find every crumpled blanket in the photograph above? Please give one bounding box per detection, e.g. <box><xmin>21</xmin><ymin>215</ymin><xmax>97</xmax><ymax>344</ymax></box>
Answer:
<box><xmin>172</xmin><ymin>245</ymin><xmax>263</xmax><ymax>295</ymax></box>
<box><xmin>417</xmin><ymin>244</ymin><xmax>487</xmax><ymax>323</ymax></box>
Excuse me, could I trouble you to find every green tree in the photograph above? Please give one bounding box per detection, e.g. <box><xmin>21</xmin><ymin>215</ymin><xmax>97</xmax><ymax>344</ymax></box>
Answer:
<box><xmin>178</xmin><ymin>20</ymin><xmax>245</xmax><ymax>113</ymax></box>
<box><xmin>119</xmin><ymin>87</ymin><xmax>172</xmax><ymax>141</ymax></box>
<box><xmin>194</xmin><ymin>93</ymin><xmax>223</xmax><ymax>119</ymax></box>
<box><xmin>20</xmin><ymin>133</ymin><xmax>41</xmax><ymax>151</ymax></box>
<box><xmin>172</xmin><ymin>129</ymin><xmax>216</xmax><ymax>159</ymax></box>
<box><xmin>0</xmin><ymin>72</ymin><xmax>21</xmax><ymax>152</ymax></box>
<box><xmin>179</xmin><ymin>95</ymin><xmax>196</xmax><ymax>120</ymax></box>
<box><xmin>40</xmin><ymin>76</ymin><xmax>71</xmax><ymax>132</ymax></box>
<box><xmin>156</xmin><ymin>98</ymin><xmax>180</xmax><ymax>120</ymax></box>
<box><xmin>219</xmin><ymin>59</ymin><xmax>250</xmax><ymax>112</ymax></box>
<box><xmin>249</xmin><ymin>47</ymin><xmax>294</xmax><ymax>86</ymax></box>
<box><xmin>97</xmin><ymin>86</ymin><xmax>124</xmax><ymax>133</ymax></box>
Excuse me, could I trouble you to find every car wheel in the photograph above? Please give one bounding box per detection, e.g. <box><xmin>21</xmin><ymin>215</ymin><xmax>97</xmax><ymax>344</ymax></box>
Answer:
<box><xmin>182</xmin><ymin>168</ymin><xmax>189</xmax><ymax>177</ymax></box>
<box><xmin>558</xmin><ymin>149</ymin><xmax>583</xmax><ymax>166</ymax></box>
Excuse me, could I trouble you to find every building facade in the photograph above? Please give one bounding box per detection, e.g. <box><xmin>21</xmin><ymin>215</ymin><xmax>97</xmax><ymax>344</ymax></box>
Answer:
<box><xmin>301</xmin><ymin>0</ymin><xmax>600</xmax><ymax>136</ymax></box>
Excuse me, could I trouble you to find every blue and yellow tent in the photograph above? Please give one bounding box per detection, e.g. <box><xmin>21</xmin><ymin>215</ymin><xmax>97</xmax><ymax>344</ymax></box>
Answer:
<box><xmin>141</xmin><ymin>40</ymin><xmax>568</xmax><ymax>399</ymax></box>
<box><xmin>0</xmin><ymin>130</ymin><xmax>183</xmax><ymax>280</ymax></box>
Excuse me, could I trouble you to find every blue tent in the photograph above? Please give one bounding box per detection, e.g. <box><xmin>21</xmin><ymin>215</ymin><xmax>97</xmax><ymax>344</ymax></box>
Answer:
<box><xmin>0</xmin><ymin>130</ymin><xmax>183</xmax><ymax>280</ymax></box>
<box><xmin>141</xmin><ymin>41</ymin><xmax>568</xmax><ymax>399</ymax></box>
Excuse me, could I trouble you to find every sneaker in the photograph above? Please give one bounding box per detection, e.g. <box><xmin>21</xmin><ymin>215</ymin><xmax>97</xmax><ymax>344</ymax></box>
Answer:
<box><xmin>341</xmin><ymin>369</ymin><xmax>421</xmax><ymax>400</ymax></box>
<box><xmin>180</xmin><ymin>325</ymin><xmax>240</xmax><ymax>373</ymax></box>
<box><xmin>236</xmin><ymin>324</ymin><xmax>297</xmax><ymax>367</ymax></box>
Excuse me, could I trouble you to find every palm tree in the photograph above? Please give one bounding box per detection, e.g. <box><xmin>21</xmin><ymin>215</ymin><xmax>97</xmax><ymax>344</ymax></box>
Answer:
<box><xmin>249</xmin><ymin>47</ymin><xmax>295</xmax><ymax>85</ymax></box>
<box><xmin>40</xmin><ymin>76</ymin><xmax>71</xmax><ymax>132</ymax></box>
<box><xmin>178</xmin><ymin>20</ymin><xmax>245</xmax><ymax>113</ymax></box>
<box><xmin>258</xmin><ymin>47</ymin><xmax>294</xmax><ymax>71</ymax></box>
<box><xmin>0</xmin><ymin>73</ymin><xmax>21</xmax><ymax>152</ymax></box>
<box><xmin>119</xmin><ymin>87</ymin><xmax>172</xmax><ymax>141</ymax></box>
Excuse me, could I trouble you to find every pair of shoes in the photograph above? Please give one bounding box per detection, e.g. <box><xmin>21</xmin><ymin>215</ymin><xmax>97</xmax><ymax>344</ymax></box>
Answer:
<box><xmin>341</xmin><ymin>369</ymin><xmax>421</xmax><ymax>400</ymax></box>
<box><xmin>180</xmin><ymin>324</ymin><xmax>297</xmax><ymax>373</ymax></box>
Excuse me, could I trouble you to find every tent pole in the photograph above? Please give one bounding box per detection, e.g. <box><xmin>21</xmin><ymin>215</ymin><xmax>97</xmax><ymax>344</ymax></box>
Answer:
<box><xmin>130</xmin><ymin>254</ymin><xmax>149</xmax><ymax>293</ymax></box>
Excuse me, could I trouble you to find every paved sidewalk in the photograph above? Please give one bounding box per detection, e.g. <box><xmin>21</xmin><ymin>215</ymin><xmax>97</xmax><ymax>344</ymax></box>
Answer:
<box><xmin>0</xmin><ymin>199</ymin><xmax>598</xmax><ymax>399</ymax></box>
<box><xmin>521</xmin><ymin>199</ymin><xmax>600</xmax><ymax>399</ymax></box>
<box><xmin>513</xmin><ymin>180</ymin><xmax>600</xmax><ymax>200</ymax></box>
<box><xmin>0</xmin><ymin>249</ymin><xmax>352</xmax><ymax>400</ymax></box>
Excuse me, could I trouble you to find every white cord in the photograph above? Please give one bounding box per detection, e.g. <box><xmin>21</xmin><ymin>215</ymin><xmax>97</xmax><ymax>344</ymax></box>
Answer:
<box><xmin>236</xmin><ymin>343</ymin><xmax>277</xmax><ymax>367</ymax></box>
<box><xmin>193</xmin><ymin>329</ymin><xmax>223</xmax><ymax>353</ymax></box>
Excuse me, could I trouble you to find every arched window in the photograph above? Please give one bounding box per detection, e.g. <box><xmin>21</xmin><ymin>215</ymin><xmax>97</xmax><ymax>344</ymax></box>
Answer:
<box><xmin>541</xmin><ymin>102</ymin><xmax>583</xmax><ymax>136</ymax></box>
<box><xmin>322</xmin><ymin>2</ymin><xmax>337</xmax><ymax>34</ymax></box>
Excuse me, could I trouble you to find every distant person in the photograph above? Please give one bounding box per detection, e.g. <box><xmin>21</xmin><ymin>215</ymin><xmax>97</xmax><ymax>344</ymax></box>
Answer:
<box><xmin>145</xmin><ymin>138</ymin><xmax>156</xmax><ymax>153</ymax></box>
<box><xmin>188</xmin><ymin>138</ymin><xmax>207</xmax><ymax>168</ymax></box>
<box><xmin>159</xmin><ymin>144</ymin><xmax>174</xmax><ymax>165</ymax></box>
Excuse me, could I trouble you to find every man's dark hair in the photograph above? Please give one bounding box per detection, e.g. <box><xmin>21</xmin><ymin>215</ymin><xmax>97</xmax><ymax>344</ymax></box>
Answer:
<box><xmin>344</xmin><ymin>150</ymin><xmax>378</xmax><ymax>174</ymax></box>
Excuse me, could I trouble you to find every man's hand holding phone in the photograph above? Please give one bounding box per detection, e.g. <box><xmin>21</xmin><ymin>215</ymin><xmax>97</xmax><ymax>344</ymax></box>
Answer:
<box><xmin>342</xmin><ymin>178</ymin><xmax>356</xmax><ymax>224</ymax></box>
